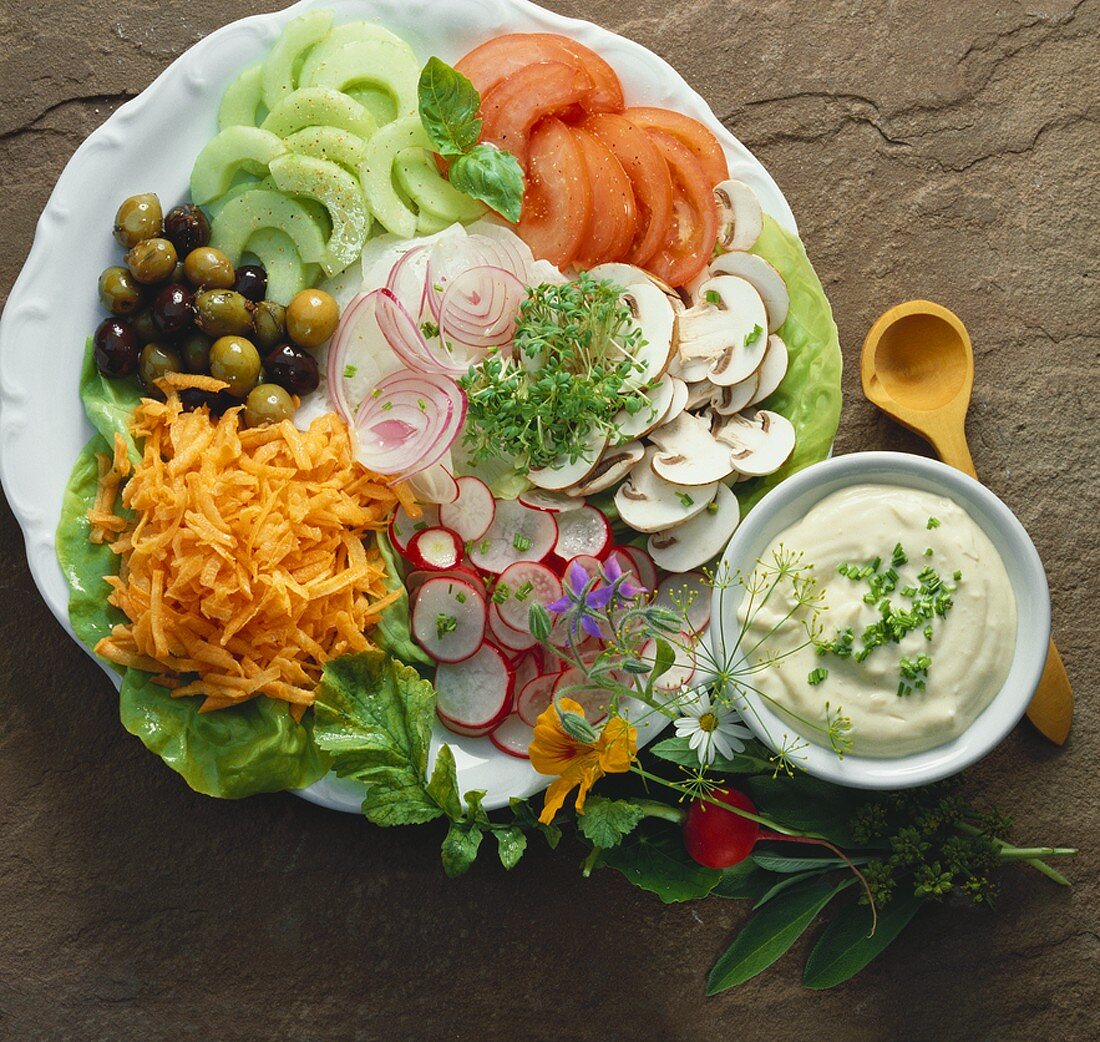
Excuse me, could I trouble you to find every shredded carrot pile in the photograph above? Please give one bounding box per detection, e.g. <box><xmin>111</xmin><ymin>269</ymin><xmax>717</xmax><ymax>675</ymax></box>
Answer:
<box><xmin>92</xmin><ymin>374</ymin><xmax>403</xmax><ymax>718</ymax></box>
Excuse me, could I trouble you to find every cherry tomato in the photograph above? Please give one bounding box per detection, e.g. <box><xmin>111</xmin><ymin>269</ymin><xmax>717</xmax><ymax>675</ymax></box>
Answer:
<box><xmin>584</xmin><ymin>113</ymin><xmax>673</xmax><ymax>266</ymax></box>
<box><xmin>624</xmin><ymin>106</ymin><xmax>729</xmax><ymax>188</ymax></box>
<box><xmin>683</xmin><ymin>786</ymin><xmax>760</xmax><ymax>869</ymax></box>
<box><xmin>516</xmin><ymin>118</ymin><xmax>592</xmax><ymax>268</ymax></box>
<box><xmin>529</xmin><ymin>33</ymin><xmax>624</xmax><ymax>113</ymax></box>
<box><xmin>644</xmin><ymin>129</ymin><xmax>718</xmax><ymax>287</ymax></box>
<box><xmin>480</xmin><ymin>62</ymin><xmax>595</xmax><ymax>168</ymax></box>
<box><xmin>570</xmin><ymin>127</ymin><xmax>637</xmax><ymax>268</ymax></box>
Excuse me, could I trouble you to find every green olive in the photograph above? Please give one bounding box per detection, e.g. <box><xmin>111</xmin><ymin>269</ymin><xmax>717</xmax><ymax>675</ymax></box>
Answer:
<box><xmin>209</xmin><ymin>335</ymin><xmax>261</xmax><ymax>397</ymax></box>
<box><xmin>183</xmin><ymin>246</ymin><xmax>235</xmax><ymax>289</ymax></box>
<box><xmin>286</xmin><ymin>288</ymin><xmax>339</xmax><ymax>349</ymax></box>
<box><xmin>178</xmin><ymin>329</ymin><xmax>214</xmax><ymax>374</ymax></box>
<box><xmin>98</xmin><ymin>266</ymin><xmax>144</xmax><ymax>315</ymax></box>
<box><xmin>129</xmin><ymin>307</ymin><xmax>160</xmax><ymax>345</ymax></box>
<box><xmin>194</xmin><ymin>289</ymin><xmax>254</xmax><ymax>337</ymax></box>
<box><xmin>113</xmin><ymin>193</ymin><xmax>163</xmax><ymax>248</ymax></box>
<box><xmin>126</xmin><ymin>237</ymin><xmax>178</xmax><ymax>285</ymax></box>
<box><xmin>244</xmin><ymin>383</ymin><xmax>296</xmax><ymax>427</ymax></box>
<box><xmin>139</xmin><ymin>341</ymin><xmax>184</xmax><ymax>395</ymax></box>
<box><xmin>251</xmin><ymin>300</ymin><xmax>287</xmax><ymax>351</ymax></box>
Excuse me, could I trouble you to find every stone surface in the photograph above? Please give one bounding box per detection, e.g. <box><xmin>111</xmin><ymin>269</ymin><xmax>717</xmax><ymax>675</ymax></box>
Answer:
<box><xmin>0</xmin><ymin>1</ymin><xmax>1097</xmax><ymax>1038</ymax></box>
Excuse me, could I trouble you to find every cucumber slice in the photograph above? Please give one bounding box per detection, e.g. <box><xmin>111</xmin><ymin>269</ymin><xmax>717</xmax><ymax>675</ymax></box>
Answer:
<box><xmin>241</xmin><ymin>227</ymin><xmax>320</xmax><ymax>305</ymax></box>
<box><xmin>297</xmin><ymin>19</ymin><xmax>414</xmax><ymax>86</ymax></box>
<box><xmin>416</xmin><ymin>208</ymin><xmax>452</xmax><ymax>235</ymax></box>
<box><xmin>209</xmin><ymin>188</ymin><xmax>329</xmax><ymax>270</ymax></box>
<box><xmin>261</xmin><ymin>86</ymin><xmax>376</xmax><ymax>141</ymax></box>
<box><xmin>267</xmin><ymin>153</ymin><xmax>371</xmax><ymax>277</ymax></box>
<box><xmin>395</xmin><ymin>149</ymin><xmax>486</xmax><ymax>224</ymax></box>
<box><xmin>360</xmin><ymin>116</ymin><xmax>433</xmax><ymax>238</ymax></box>
<box><xmin>218</xmin><ymin>63</ymin><xmax>264</xmax><ymax>129</ymax></box>
<box><xmin>299</xmin><ymin>38</ymin><xmax>420</xmax><ymax>117</ymax></box>
<box><xmin>346</xmin><ymin>85</ymin><xmax>396</xmax><ymax>127</ymax></box>
<box><xmin>190</xmin><ymin>126</ymin><xmax>288</xmax><ymax>205</ymax></box>
<box><xmin>260</xmin><ymin>9</ymin><xmax>334</xmax><ymax>111</ymax></box>
<box><xmin>204</xmin><ymin>174</ymin><xmax>263</xmax><ymax>218</ymax></box>
<box><xmin>284</xmin><ymin>125</ymin><xmax>368</xmax><ymax>172</ymax></box>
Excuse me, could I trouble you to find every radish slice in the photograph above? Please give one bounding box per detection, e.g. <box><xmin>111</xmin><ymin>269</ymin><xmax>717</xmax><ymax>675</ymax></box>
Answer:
<box><xmin>610</xmin><ymin>545</ymin><xmax>658</xmax><ymax>593</ymax></box>
<box><xmin>437</xmin><ymin>711</ymin><xmax>499</xmax><ymax>738</ymax></box>
<box><xmin>552</xmin><ymin>668</ymin><xmax>610</xmax><ymax>723</ymax></box>
<box><xmin>390</xmin><ymin>503</ymin><xmax>440</xmax><ymax>554</ymax></box>
<box><xmin>412</xmin><ymin>576</ymin><xmax>487</xmax><ymax>663</ymax></box>
<box><xmin>468</xmin><ymin>499</ymin><xmax>558</xmax><ymax>573</ymax></box>
<box><xmin>554</xmin><ymin>505</ymin><xmax>611</xmax><ymax>559</ymax></box>
<box><xmin>489</xmin><ymin>713</ymin><xmax>534</xmax><ymax>760</ymax></box>
<box><xmin>516</xmin><ymin>673</ymin><xmax>558</xmax><ymax>726</ymax></box>
<box><xmin>563</xmin><ymin>554</ymin><xmax>603</xmax><ymax>586</ymax></box>
<box><xmin>434</xmin><ymin>643</ymin><xmax>513</xmax><ymax>728</ymax></box>
<box><xmin>489</xmin><ymin>606</ymin><xmax>538</xmax><ymax>652</ymax></box>
<box><xmin>493</xmin><ymin>561</ymin><xmax>563</xmax><ymax>634</ymax></box>
<box><xmin>439</xmin><ymin>475</ymin><xmax>496</xmax><ymax>542</ymax></box>
<box><xmin>639</xmin><ymin>637</ymin><xmax>698</xmax><ymax>693</ymax></box>
<box><xmin>405</xmin><ymin>566</ymin><xmax>483</xmax><ymax>598</ymax></box>
<box><xmin>513</xmin><ymin>652</ymin><xmax>542</xmax><ymax>702</ymax></box>
<box><xmin>407</xmin><ymin>527</ymin><xmax>464</xmax><ymax>571</ymax></box>
<box><xmin>654</xmin><ymin>571</ymin><xmax>711</xmax><ymax>634</ymax></box>
<box><xmin>518</xmin><ymin>489</ymin><xmax>584</xmax><ymax>513</ymax></box>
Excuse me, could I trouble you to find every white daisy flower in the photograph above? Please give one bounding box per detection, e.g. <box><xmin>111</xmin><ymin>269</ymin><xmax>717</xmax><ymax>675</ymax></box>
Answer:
<box><xmin>673</xmin><ymin>690</ymin><xmax>753</xmax><ymax>766</ymax></box>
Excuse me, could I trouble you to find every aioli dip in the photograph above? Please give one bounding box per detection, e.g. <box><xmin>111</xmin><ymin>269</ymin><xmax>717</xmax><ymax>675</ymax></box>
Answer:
<box><xmin>738</xmin><ymin>484</ymin><xmax>1016</xmax><ymax>757</ymax></box>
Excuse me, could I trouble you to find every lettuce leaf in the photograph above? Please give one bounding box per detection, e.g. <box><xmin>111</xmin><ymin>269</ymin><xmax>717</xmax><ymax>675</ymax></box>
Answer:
<box><xmin>373</xmin><ymin>530</ymin><xmax>433</xmax><ymax>667</ymax></box>
<box><xmin>79</xmin><ymin>335</ymin><xmax>144</xmax><ymax>467</ymax></box>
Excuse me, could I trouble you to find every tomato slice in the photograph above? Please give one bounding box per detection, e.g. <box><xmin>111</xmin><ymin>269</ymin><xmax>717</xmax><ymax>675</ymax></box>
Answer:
<box><xmin>570</xmin><ymin>128</ymin><xmax>637</xmax><ymax>269</ymax></box>
<box><xmin>529</xmin><ymin>33</ymin><xmax>625</xmax><ymax>113</ymax></box>
<box><xmin>517</xmin><ymin>118</ymin><xmax>593</xmax><ymax>268</ymax></box>
<box><xmin>643</xmin><ymin>129</ymin><xmax>718</xmax><ymax>287</ymax></box>
<box><xmin>583</xmin><ymin>113</ymin><xmax>673</xmax><ymax>266</ymax></box>
<box><xmin>479</xmin><ymin>62</ymin><xmax>594</xmax><ymax>168</ymax></box>
<box><xmin>623</xmin><ymin>107</ymin><xmax>729</xmax><ymax>187</ymax></box>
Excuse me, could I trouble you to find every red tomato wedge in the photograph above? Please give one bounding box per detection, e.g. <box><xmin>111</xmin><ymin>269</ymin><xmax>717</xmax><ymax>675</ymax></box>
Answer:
<box><xmin>644</xmin><ymin>129</ymin><xmax>718</xmax><ymax>287</ymax></box>
<box><xmin>517</xmin><ymin>118</ymin><xmax>593</xmax><ymax>268</ymax></box>
<box><xmin>456</xmin><ymin>33</ymin><xmax>623</xmax><ymax>114</ymax></box>
<box><xmin>583</xmin><ymin>113</ymin><xmax>673</xmax><ymax>266</ymax></box>
<box><xmin>479</xmin><ymin>62</ymin><xmax>595</xmax><ymax>168</ymax></box>
<box><xmin>624</xmin><ymin>106</ymin><xmax>729</xmax><ymax>188</ymax></box>
<box><xmin>570</xmin><ymin>128</ymin><xmax>637</xmax><ymax>268</ymax></box>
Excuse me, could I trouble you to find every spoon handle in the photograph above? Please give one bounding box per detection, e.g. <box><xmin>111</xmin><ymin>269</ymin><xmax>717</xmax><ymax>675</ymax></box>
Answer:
<box><xmin>928</xmin><ymin>423</ymin><xmax>977</xmax><ymax>479</ymax></box>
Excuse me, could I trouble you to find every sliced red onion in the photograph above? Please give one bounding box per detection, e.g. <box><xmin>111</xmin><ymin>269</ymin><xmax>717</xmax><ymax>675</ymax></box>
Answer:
<box><xmin>327</xmin><ymin>290</ymin><xmax>374</xmax><ymax>426</ymax></box>
<box><xmin>373</xmin><ymin>287</ymin><xmax>483</xmax><ymax>377</ymax></box>
<box><xmin>468</xmin><ymin>232</ymin><xmax>529</xmax><ymax>283</ymax></box>
<box><xmin>386</xmin><ymin>244</ymin><xmax>431</xmax><ymax>321</ymax></box>
<box><xmin>439</xmin><ymin>265</ymin><xmax>526</xmax><ymax>351</ymax></box>
<box><xmin>406</xmin><ymin>459</ymin><xmax>461</xmax><ymax>505</ymax></box>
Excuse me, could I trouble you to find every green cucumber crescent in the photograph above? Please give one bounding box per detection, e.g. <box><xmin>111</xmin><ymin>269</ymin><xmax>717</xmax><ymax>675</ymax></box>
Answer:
<box><xmin>260</xmin><ymin>9</ymin><xmax>334</xmax><ymax>111</ymax></box>
<box><xmin>360</xmin><ymin>116</ymin><xmax>435</xmax><ymax>238</ymax></box>
<box><xmin>189</xmin><ymin>126</ymin><xmax>287</xmax><ymax>205</ymax></box>
<box><xmin>209</xmin><ymin>188</ymin><xmax>329</xmax><ymax>273</ymax></box>
<box><xmin>299</xmin><ymin>38</ymin><xmax>420</xmax><ymax>118</ymax></box>
<box><xmin>261</xmin><ymin>87</ymin><xmax>377</xmax><ymax>141</ymax></box>
<box><xmin>218</xmin><ymin>64</ymin><xmax>265</xmax><ymax>130</ymax></box>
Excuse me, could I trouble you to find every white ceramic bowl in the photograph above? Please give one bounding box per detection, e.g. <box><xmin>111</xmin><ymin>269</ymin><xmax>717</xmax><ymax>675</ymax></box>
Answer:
<box><xmin>711</xmin><ymin>451</ymin><xmax>1050</xmax><ymax>788</ymax></box>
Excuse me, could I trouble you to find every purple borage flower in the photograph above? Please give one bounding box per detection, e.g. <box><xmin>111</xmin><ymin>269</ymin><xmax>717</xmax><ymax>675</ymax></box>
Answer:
<box><xmin>547</xmin><ymin>556</ymin><xmax>647</xmax><ymax>639</ymax></box>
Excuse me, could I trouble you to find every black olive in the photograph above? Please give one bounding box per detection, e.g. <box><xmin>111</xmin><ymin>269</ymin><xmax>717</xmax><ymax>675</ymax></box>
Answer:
<box><xmin>130</xmin><ymin>307</ymin><xmax>160</xmax><ymax>345</ymax></box>
<box><xmin>163</xmin><ymin>204</ymin><xmax>211</xmax><ymax>254</ymax></box>
<box><xmin>263</xmin><ymin>342</ymin><xmax>319</xmax><ymax>395</ymax></box>
<box><xmin>179</xmin><ymin>387</ymin><xmax>213</xmax><ymax>412</ymax></box>
<box><xmin>233</xmin><ymin>263</ymin><xmax>267</xmax><ymax>303</ymax></box>
<box><xmin>208</xmin><ymin>390</ymin><xmax>238</xmax><ymax>417</ymax></box>
<box><xmin>152</xmin><ymin>282</ymin><xmax>195</xmax><ymax>335</ymax></box>
<box><xmin>93</xmin><ymin>317</ymin><xmax>140</xmax><ymax>378</ymax></box>
<box><xmin>178</xmin><ymin>329</ymin><xmax>213</xmax><ymax>374</ymax></box>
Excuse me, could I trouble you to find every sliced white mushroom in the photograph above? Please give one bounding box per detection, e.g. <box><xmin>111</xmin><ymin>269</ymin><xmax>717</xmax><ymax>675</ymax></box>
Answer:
<box><xmin>684</xmin><ymin>380</ymin><xmax>714</xmax><ymax>410</ymax></box>
<box><xmin>568</xmin><ymin>440</ymin><xmax>644</xmax><ymax>496</ymax></box>
<box><xmin>528</xmin><ymin>428</ymin><xmax>609</xmax><ymax>490</ymax></box>
<box><xmin>712</xmin><ymin>409</ymin><xmax>796</xmax><ymax>477</ymax></box>
<box><xmin>663</xmin><ymin>377</ymin><xmax>690</xmax><ymax>426</ymax></box>
<box><xmin>748</xmin><ymin>335</ymin><xmax>789</xmax><ymax>405</ymax></box>
<box><xmin>677</xmin><ymin>275</ymin><xmax>768</xmax><ymax>387</ymax></box>
<box><xmin>714</xmin><ymin>179</ymin><xmax>763</xmax><ymax>253</ymax></box>
<box><xmin>711</xmin><ymin>372</ymin><xmax>759</xmax><ymax>415</ymax></box>
<box><xmin>614</xmin><ymin>446</ymin><xmax>717</xmax><ymax>533</ymax></box>
<box><xmin>648</xmin><ymin>411</ymin><xmax>736</xmax><ymax>486</ymax></box>
<box><xmin>668</xmin><ymin>352</ymin><xmax>713</xmax><ymax>384</ymax></box>
<box><xmin>615</xmin><ymin>374</ymin><xmax>676</xmax><ymax>440</ymax></box>
<box><xmin>708</xmin><ymin>252</ymin><xmax>789</xmax><ymax>333</ymax></box>
<box><xmin>648</xmin><ymin>483</ymin><xmax>741</xmax><ymax>573</ymax></box>
<box><xmin>621</xmin><ymin>281</ymin><xmax>677</xmax><ymax>390</ymax></box>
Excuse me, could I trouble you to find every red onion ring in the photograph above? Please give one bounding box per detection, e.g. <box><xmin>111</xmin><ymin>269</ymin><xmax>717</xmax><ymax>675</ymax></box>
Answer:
<box><xmin>326</xmin><ymin>291</ymin><xmax>375</xmax><ymax>426</ymax></box>
<box><xmin>438</xmin><ymin>265</ymin><xmax>526</xmax><ymax>351</ymax></box>
<box><xmin>386</xmin><ymin>244</ymin><xmax>431</xmax><ymax>321</ymax></box>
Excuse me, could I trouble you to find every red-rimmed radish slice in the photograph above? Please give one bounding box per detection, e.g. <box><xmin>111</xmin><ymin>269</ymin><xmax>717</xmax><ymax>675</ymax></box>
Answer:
<box><xmin>516</xmin><ymin>673</ymin><xmax>558</xmax><ymax>726</ymax></box>
<box><xmin>639</xmin><ymin>636</ymin><xmax>698</xmax><ymax>693</ymax></box>
<box><xmin>439</xmin><ymin>475</ymin><xmax>495</xmax><ymax>542</ymax></box>
<box><xmin>390</xmin><ymin>503</ymin><xmax>440</xmax><ymax>553</ymax></box>
<box><xmin>437</xmin><ymin>712</ymin><xmax>499</xmax><ymax>739</ymax></box>
<box><xmin>554</xmin><ymin>505</ymin><xmax>611</xmax><ymax>559</ymax></box>
<box><xmin>493</xmin><ymin>561</ymin><xmax>563</xmax><ymax>633</ymax></box>
<box><xmin>518</xmin><ymin>489</ymin><xmax>583</xmax><ymax>513</ymax></box>
<box><xmin>552</xmin><ymin>668</ymin><xmax>610</xmax><ymax>723</ymax></box>
<box><xmin>489</xmin><ymin>713</ymin><xmax>535</xmax><ymax>760</ymax></box>
<box><xmin>468</xmin><ymin>499</ymin><xmax>558</xmax><ymax>573</ymax></box>
<box><xmin>405</xmin><ymin>566</ymin><xmax>483</xmax><ymax>599</ymax></box>
<box><xmin>406</xmin><ymin>527</ymin><xmax>464</xmax><ymax>571</ymax></box>
<box><xmin>513</xmin><ymin>652</ymin><xmax>542</xmax><ymax>701</ymax></box>
<box><xmin>654</xmin><ymin>571</ymin><xmax>711</xmax><ymax>634</ymax></box>
<box><xmin>412</xmin><ymin>576</ymin><xmax>487</xmax><ymax>663</ymax></box>
<box><xmin>489</xmin><ymin>606</ymin><xmax>538</xmax><ymax>652</ymax></box>
<box><xmin>563</xmin><ymin>553</ymin><xmax>602</xmax><ymax>586</ymax></box>
<box><xmin>434</xmin><ymin>643</ymin><xmax>514</xmax><ymax>729</ymax></box>
<box><xmin>611</xmin><ymin>545</ymin><xmax>658</xmax><ymax>593</ymax></box>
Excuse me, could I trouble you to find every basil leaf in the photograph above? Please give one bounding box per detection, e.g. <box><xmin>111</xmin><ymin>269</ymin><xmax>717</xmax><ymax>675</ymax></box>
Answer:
<box><xmin>803</xmin><ymin>892</ymin><xmax>924</xmax><ymax>989</ymax></box>
<box><xmin>449</xmin><ymin>144</ymin><xmax>524</xmax><ymax>223</ymax></box>
<box><xmin>651</xmin><ymin>638</ymin><xmax>675</xmax><ymax>682</ymax></box>
<box><xmin>417</xmin><ymin>56</ymin><xmax>482</xmax><ymax>158</ymax></box>
<box><xmin>577</xmin><ymin>796</ymin><xmax>646</xmax><ymax>849</ymax></box>
<box><xmin>706</xmin><ymin>876</ymin><xmax>854</xmax><ymax>993</ymax></box>
<box><xmin>599</xmin><ymin>823</ymin><xmax>722</xmax><ymax>903</ymax></box>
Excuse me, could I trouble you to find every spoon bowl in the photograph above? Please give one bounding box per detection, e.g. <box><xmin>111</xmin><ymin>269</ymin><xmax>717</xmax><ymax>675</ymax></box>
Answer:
<box><xmin>872</xmin><ymin>310</ymin><xmax>972</xmax><ymax>410</ymax></box>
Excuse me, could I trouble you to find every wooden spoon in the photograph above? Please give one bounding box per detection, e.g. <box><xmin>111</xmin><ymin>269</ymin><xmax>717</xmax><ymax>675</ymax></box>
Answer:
<box><xmin>861</xmin><ymin>300</ymin><xmax>1072</xmax><ymax>744</ymax></box>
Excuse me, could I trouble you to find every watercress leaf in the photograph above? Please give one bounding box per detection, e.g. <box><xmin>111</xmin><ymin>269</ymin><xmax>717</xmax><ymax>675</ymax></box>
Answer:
<box><xmin>803</xmin><ymin>891</ymin><xmax>924</xmax><ymax>990</ymax></box>
<box><xmin>707</xmin><ymin>876</ymin><xmax>855</xmax><ymax>993</ymax></box>
<box><xmin>494</xmin><ymin>825</ymin><xmax>528</xmax><ymax>870</ymax></box>
<box><xmin>752</xmin><ymin>868</ymin><xmax>835</xmax><ymax>910</ymax></box>
<box><xmin>425</xmin><ymin>743</ymin><xmax>462</xmax><ymax>821</ymax></box>
<box><xmin>651</xmin><ymin>638</ymin><xmax>675</xmax><ymax>681</ymax></box>
<box><xmin>599</xmin><ymin>822</ymin><xmax>722</xmax><ymax>903</ymax></box>
<box><xmin>649</xmin><ymin>735</ymin><xmax>773</xmax><ymax>774</ymax></box>
<box><xmin>417</xmin><ymin>57</ymin><xmax>482</xmax><ymax>157</ymax></box>
<box><xmin>577</xmin><ymin>796</ymin><xmax>646</xmax><ymax>849</ymax></box>
<box><xmin>449</xmin><ymin>144</ymin><xmax>524</xmax><ymax>223</ymax></box>
<box><xmin>712</xmin><ymin>860</ymin><xmax>774</xmax><ymax>901</ymax></box>
<box><xmin>441</xmin><ymin>820</ymin><xmax>484</xmax><ymax>878</ymax></box>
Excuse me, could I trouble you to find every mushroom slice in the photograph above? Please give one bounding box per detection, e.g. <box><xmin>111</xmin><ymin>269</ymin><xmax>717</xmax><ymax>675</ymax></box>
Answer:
<box><xmin>528</xmin><ymin>428</ymin><xmax>609</xmax><ymax>491</ymax></box>
<box><xmin>648</xmin><ymin>411</ymin><xmax>736</xmax><ymax>486</ymax></box>
<box><xmin>748</xmin><ymin>335</ymin><xmax>789</xmax><ymax>405</ymax></box>
<box><xmin>711</xmin><ymin>372</ymin><xmax>759</xmax><ymax>415</ymax></box>
<box><xmin>714</xmin><ymin>179</ymin><xmax>763</xmax><ymax>253</ymax></box>
<box><xmin>708</xmin><ymin>252</ymin><xmax>789</xmax><ymax>332</ymax></box>
<box><xmin>614</xmin><ymin>446</ymin><xmax>717</xmax><ymax>533</ymax></box>
<box><xmin>568</xmin><ymin>440</ymin><xmax>645</xmax><ymax>496</ymax></box>
<box><xmin>587</xmin><ymin>261</ymin><xmax>650</xmax><ymax>289</ymax></box>
<box><xmin>622</xmin><ymin>280</ymin><xmax>677</xmax><ymax>390</ymax></box>
<box><xmin>669</xmin><ymin>352</ymin><xmax>713</xmax><ymax>384</ymax></box>
<box><xmin>663</xmin><ymin>377</ymin><xmax>690</xmax><ymax>426</ymax></box>
<box><xmin>712</xmin><ymin>409</ymin><xmax>796</xmax><ymax>477</ymax></box>
<box><xmin>677</xmin><ymin>275</ymin><xmax>768</xmax><ymax>388</ymax></box>
<box><xmin>647</xmin><ymin>483</ymin><xmax>741</xmax><ymax>573</ymax></box>
<box><xmin>615</xmin><ymin>374</ymin><xmax>676</xmax><ymax>440</ymax></box>
<box><xmin>684</xmin><ymin>380</ymin><xmax>714</xmax><ymax>410</ymax></box>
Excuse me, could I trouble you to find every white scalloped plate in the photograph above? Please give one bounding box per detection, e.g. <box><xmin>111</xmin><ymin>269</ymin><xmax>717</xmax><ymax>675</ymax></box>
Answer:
<box><xmin>0</xmin><ymin>0</ymin><xmax>797</xmax><ymax>813</ymax></box>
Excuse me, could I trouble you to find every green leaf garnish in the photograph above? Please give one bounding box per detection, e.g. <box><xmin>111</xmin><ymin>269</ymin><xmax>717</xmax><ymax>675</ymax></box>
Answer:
<box><xmin>417</xmin><ymin>56</ymin><xmax>482</xmax><ymax>158</ymax></box>
<box><xmin>577</xmin><ymin>796</ymin><xmax>646</xmax><ymax>849</ymax></box>
<box><xmin>448</xmin><ymin>143</ymin><xmax>525</xmax><ymax>223</ymax></box>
